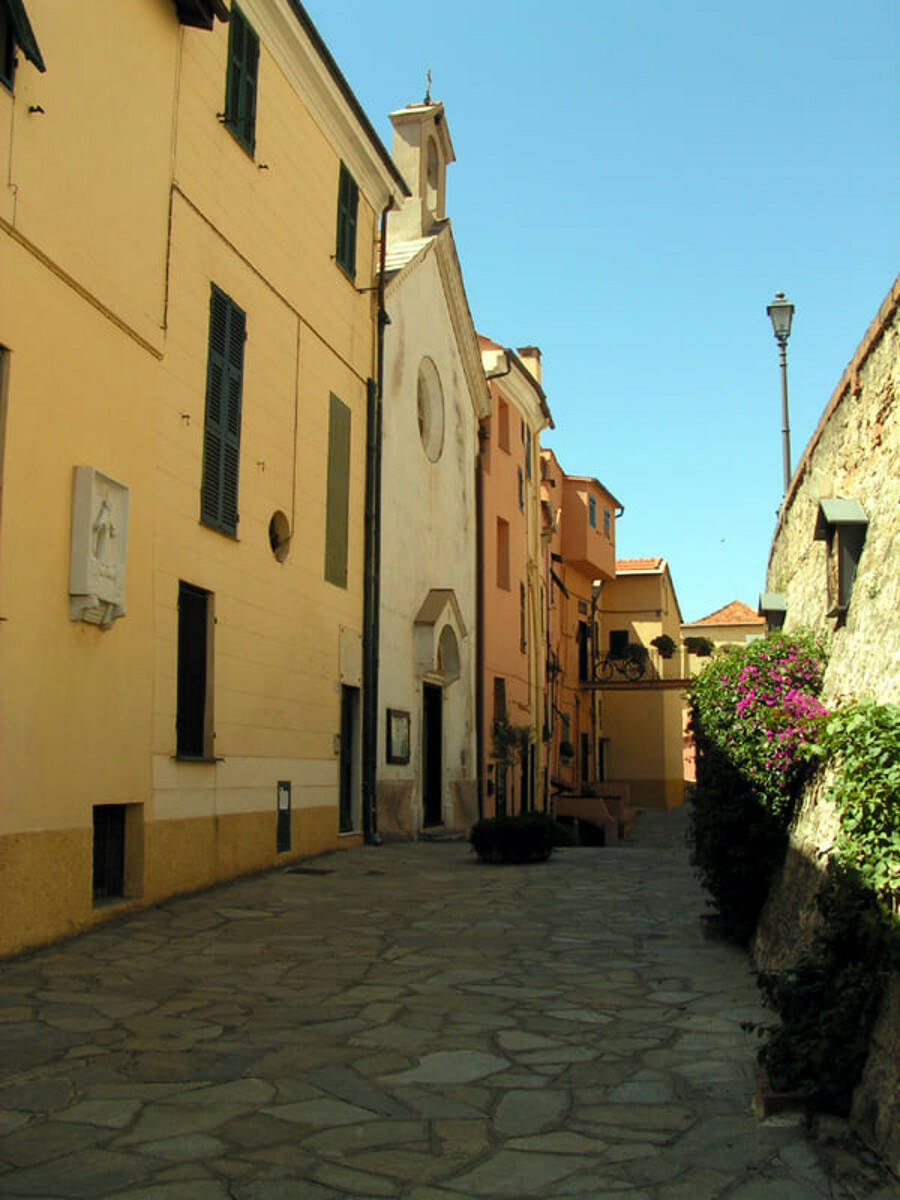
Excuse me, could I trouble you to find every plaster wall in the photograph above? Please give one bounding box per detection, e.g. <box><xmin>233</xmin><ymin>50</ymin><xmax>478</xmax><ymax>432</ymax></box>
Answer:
<box><xmin>596</xmin><ymin>570</ymin><xmax>685</xmax><ymax>810</ymax></box>
<box><xmin>481</xmin><ymin>376</ymin><xmax>539</xmax><ymax>816</ymax></box>
<box><xmin>0</xmin><ymin>2</ymin><xmax>388</xmax><ymax>955</ymax></box>
<box><xmin>379</xmin><ymin>247</ymin><xmax>478</xmax><ymax>832</ymax></box>
<box><xmin>0</xmin><ymin>0</ymin><xmax>174</xmax><ymax>347</ymax></box>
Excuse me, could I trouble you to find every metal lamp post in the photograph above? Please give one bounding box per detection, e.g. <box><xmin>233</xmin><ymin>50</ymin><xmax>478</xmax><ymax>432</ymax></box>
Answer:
<box><xmin>767</xmin><ymin>291</ymin><xmax>795</xmax><ymax>495</ymax></box>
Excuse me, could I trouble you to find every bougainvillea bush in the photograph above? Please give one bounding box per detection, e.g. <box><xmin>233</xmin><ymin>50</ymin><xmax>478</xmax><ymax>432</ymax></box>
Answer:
<box><xmin>689</xmin><ymin>630</ymin><xmax>828</xmax><ymax>940</ymax></box>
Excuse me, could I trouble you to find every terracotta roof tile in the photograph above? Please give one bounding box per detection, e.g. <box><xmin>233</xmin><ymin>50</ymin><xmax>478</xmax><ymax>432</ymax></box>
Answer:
<box><xmin>684</xmin><ymin>600</ymin><xmax>766</xmax><ymax>627</ymax></box>
<box><xmin>616</xmin><ymin>557</ymin><xmax>664</xmax><ymax>573</ymax></box>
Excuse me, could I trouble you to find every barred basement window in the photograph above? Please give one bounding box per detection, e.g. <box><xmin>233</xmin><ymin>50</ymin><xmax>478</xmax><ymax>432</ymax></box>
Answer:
<box><xmin>201</xmin><ymin>285</ymin><xmax>245</xmax><ymax>536</ymax></box>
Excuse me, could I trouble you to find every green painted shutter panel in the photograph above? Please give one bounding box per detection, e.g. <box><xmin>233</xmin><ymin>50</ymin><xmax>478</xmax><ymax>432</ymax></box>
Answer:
<box><xmin>325</xmin><ymin>394</ymin><xmax>351</xmax><ymax>588</ymax></box>
<box><xmin>336</xmin><ymin>164</ymin><xmax>358</xmax><ymax>278</ymax></box>
<box><xmin>202</xmin><ymin>286</ymin><xmax>245</xmax><ymax>535</ymax></box>
<box><xmin>225</xmin><ymin>6</ymin><xmax>258</xmax><ymax>153</ymax></box>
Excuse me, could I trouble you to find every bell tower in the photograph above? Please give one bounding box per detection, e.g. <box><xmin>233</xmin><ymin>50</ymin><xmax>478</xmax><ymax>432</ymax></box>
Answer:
<box><xmin>388</xmin><ymin>100</ymin><xmax>456</xmax><ymax>241</ymax></box>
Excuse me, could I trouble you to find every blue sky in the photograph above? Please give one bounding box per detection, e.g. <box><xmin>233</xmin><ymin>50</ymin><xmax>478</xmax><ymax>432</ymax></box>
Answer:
<box><xmin>309</xmin><ymin>0</ymin><xmax>899</xmax><ymax>623</ymax></box>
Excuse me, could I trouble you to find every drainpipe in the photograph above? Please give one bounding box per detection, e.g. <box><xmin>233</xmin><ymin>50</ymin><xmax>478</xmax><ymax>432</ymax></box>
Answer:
<box><xmin>590</xmin><ymin>579</ymin><xmax>604</xmax><ymax>788</ymax></box>
<box><xmin>477</xmin><ymin>352</ymin><xmax>513</xmax><ymax>817</ymax></box>
<box><xmin>475</xmin><ymin>421</ymin><xmax>487</xmax><ymax>819</ymax></box>
<box><xmin>362</xmin><ymin>202</ymin><xmax>392</xmax><ymax>845</ymax></box>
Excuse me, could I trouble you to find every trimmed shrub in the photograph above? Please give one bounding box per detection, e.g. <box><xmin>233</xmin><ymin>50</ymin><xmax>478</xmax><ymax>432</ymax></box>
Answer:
<box><xmin>470</xmin><ymin>812</ymin><xmax>558</xmax><ymax>863</ymax></box>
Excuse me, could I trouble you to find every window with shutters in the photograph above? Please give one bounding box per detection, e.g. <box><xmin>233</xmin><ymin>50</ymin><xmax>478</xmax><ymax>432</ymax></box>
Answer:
<box><xmin>177</xmin><ymin>582</ymin><xmax>214</xmax><ymax>759</ymax></box>
<box><xmin>1</xmin><ymin>6</ymin><xmax>14</xmax><ymax>89</ymax></box>
<box><xmin>325</xmin><ymin>394</ymin><xmax>351</xmax><ymax>587</ymax></box>
<box><xmin>224</xmin><ymin>5</ymin><xmax>259</xmax><ymax>155</ymax></box>
<box><xmin>201</xmin><ymin>285</ymin><xmax>245</xmax><ymax>537</ymax></box>
<box><xmin>0</xmin><ymin>0</ymin><xmax>45</xmax><ymax>91</ymax></box>
<box><xmin>335</xmin><ymin>163</ymin><xmax>358</xmax><ymax>279</ymax></box>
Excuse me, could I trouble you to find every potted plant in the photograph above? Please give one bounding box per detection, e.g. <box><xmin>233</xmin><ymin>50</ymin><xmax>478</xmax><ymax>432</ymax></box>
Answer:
<box><xmin>685</xmin><ymin>635</ymin><xmax>715</xmax><ymax>658</ymax></box>
<box><xmin>651</xmin><ymin>634</ymin><xmax>676</xmax><ymax>659</ymax></box>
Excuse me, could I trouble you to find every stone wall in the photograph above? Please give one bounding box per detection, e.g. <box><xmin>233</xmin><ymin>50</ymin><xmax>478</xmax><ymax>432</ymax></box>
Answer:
<box><xmin>758</xmin><ymin>271</ymin><xmax>899</xmax><ymax>1168</ymax></box>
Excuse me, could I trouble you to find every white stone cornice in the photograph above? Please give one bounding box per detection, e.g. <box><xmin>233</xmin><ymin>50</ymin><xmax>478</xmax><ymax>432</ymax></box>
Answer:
<box><xmin>483</xmin><ymin>349</ymin><xmax>552</xmax><ymax>433</ymax></box>
<box><xmin>384</xmin><ymin>225</ymin><xmax>490</xmax><ymax>421</ymax></box>
<box><xmin>239</xmin><ymin>0</ymin><xmax>407</xmax><ymax>209</ymax></box>
<box><xmin>431</xmin><ymin>227</ymin><xmax>492</xmax><ymax>420</ymax></box>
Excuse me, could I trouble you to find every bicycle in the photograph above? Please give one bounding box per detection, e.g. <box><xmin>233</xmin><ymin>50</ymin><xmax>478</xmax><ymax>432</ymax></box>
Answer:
<box><xmin>598</xmin><ymin>651</ymin><xmax>646</xmax><ymax>681</ymax></box>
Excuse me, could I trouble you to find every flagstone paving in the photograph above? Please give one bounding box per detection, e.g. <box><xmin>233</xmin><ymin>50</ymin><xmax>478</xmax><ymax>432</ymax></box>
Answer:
<box><xmin>1</xmin><ymin>806</ymin><xmax>897</xmax><ymax>1199</ymax></box>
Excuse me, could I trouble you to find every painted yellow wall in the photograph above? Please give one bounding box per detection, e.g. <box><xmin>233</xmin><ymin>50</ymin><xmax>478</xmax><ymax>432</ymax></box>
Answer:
<box><xmin>596</xmin><ymin>567</ymin><xmax>685</xmax><ymax>810</ymax></box>
<box><xmin>0</xmin><ymin>2</ymin><xmax>395</xmax><ymax>957</ymax></box>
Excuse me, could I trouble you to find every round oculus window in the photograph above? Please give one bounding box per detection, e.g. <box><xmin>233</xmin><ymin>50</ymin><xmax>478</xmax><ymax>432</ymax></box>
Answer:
<box><xmin>416</xmin><ymin>357</ymin><xmax>444</xmax><ymax>462</ymax></box>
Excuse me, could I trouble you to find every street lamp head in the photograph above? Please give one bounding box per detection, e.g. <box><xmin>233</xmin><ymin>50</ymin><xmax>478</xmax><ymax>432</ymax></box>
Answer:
<box><xmin>767</xmin><ymin>291</ymin><xmax>794</xmax><ymax>345</ymax></box>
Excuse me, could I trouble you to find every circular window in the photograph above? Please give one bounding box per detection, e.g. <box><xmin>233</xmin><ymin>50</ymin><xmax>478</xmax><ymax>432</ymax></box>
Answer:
<box><xmin>416</xmin><ymin>357</ymin><xmax>444</xmax><ymax>462</ymax></box>
<box><xmin>268</xmin><ymin>511</ymin><xmax>291</xmax><ymax>562</ymax></box>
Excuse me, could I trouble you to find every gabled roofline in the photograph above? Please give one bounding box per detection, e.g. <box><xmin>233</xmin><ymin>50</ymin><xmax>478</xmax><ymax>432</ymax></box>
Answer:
<box><xmin>565</xmin><ymin>474</ymin><xmax>623</xmax><ymax>512</ymax></box>
<box><xmin>385</xmin><ymin>225</ymin><xmax>491</xmax><ymax>420</ymax></box>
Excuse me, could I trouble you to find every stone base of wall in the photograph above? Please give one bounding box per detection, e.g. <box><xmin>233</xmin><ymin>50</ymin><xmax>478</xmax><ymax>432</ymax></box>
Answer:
<box><xmin>1</xmin><ymin>806</ymin><xmax>339</xmax><ymax>959</ymax></box>
<box><xmin>752</xmin><ymin>782</ymin><xmax>841</xmax><ymax>972</ymax></box>
<box><xmin>450</xmin><ymin>779</ymin><xmax>479</xmax><ymax>831</ymax></box>
<box><xmin>754</xmin><ymin>786</ymin><xmax>900</xmax><ymax>1176</ymax></box>
<box><xmin>377</xmin><ymin>780</ymin><xmax>415</xmax><ymax>839</ymax></box>
<box><xmin>851</xmin><ymin>976</ymin><xmax>900</xmax><ymax>1178</ymax></box>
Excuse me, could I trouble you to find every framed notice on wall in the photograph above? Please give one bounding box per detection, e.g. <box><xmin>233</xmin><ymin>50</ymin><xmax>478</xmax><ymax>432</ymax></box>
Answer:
<box><xmin>386</xmin><ymin>708</ymin><xmax>410</xmax><ymax>764</ymax></box>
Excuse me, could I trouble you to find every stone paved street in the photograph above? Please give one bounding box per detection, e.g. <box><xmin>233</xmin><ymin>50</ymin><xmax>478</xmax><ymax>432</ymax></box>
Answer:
<box><xmin>1</xmin><ymin>806</ymin><xmax>897</xmax><ymax>1199</ymax></box>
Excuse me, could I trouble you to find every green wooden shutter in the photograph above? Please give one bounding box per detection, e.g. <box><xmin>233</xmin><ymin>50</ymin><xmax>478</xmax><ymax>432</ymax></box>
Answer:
<box><xmin>325</xmin><ymin>394</ymin><xmax>351</xmax><ymax>587</ymax></box>
<box><xmin>336</xmin><ymin>164</ymin><xmax>358</xmax><ymax>278</ymax></box>
<box><xmin>225</xmin><ymin>6</ymin><xmax>258</xmax><ymax>154</ymax></box>
<box><xmin>201</xmin><ymin>285</ymin><xmax>245</xmax><ymax>535</ymax></box>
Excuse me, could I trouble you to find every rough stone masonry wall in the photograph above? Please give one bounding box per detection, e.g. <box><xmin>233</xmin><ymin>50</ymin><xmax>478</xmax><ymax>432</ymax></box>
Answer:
<box><xmin>758</xmin><ymin>272</ymin><xmax>900</xmax><ymax>1172</ymax></box>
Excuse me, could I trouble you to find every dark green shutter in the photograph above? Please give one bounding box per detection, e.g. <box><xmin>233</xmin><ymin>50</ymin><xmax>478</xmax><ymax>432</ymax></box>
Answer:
<box><xmin>201</xmin><ymin>285</ymin><xmax>245</xmax><ymax>535</ymax></box>
<box><xmin>225</xmin><ymin>6</ymin><xmax>258</xmax><ymax>154</ymax></box>
<box><xmin>336</xmin><ymin>164</ymin><xmax>358</xmax><ymax>278</ymax></box>
<box><xmin>325</xmin><ymin>394</ymin><xmax>351</xmax><ymax>587</ymax></box>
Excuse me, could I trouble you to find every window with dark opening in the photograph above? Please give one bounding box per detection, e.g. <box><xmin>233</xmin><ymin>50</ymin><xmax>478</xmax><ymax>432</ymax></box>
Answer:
<box><xmin>177</xmin><ymin>582</ymin><xmax>213</xmax><ymax>758</ymax></box>
<box><xmin>609</xmin><ymin>629</ymin><xmax>629</xmax><ymax>657</ymax></box>
<box><xmin>93</xmin><ymin>805</ymin><xmax>125</xmax><ymax>901</ymax></box>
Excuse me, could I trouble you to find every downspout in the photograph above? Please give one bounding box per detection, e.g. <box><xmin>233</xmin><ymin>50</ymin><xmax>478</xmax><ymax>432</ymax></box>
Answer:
<box><xmin>475</xmin><ymin>353</ymin><xmax>511</xmax><ymax>819</ymax></box>
<box><xmin>475</xmin><ymin>421</ymin><xmax>487</xmax><ymax>820</ymax></box>
<box><xmin>362</xmin><ymin>202</ymin><xmax>392</xmax><ymax>845</ymax></box>
<box><xmin>478</xmin><ymin>352</ymin><xmax>513</xmax><ymax>816</ymax></box>
<box><xmin>590</xmin><ymin>579</ymin><xmax>604</xmax><ymax>789</ymax></box>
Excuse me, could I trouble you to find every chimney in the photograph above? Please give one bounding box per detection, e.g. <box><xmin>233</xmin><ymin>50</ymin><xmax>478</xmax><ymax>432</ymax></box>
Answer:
<box><xmin>517</xmin><ymin>346</ymin><xmax>542</xmax><ymax>386</ymax></box>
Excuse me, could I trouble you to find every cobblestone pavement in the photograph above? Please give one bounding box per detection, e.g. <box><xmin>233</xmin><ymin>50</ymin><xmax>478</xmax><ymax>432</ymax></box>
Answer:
<box><xmin>1</xmin><ymin>806</ymin><xmax>897</xmax><ymax>1199</ymax></box>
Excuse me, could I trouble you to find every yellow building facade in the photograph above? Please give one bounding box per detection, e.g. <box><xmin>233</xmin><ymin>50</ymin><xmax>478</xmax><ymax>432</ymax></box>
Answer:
<box><xmin>0</xmin><ymin>1</ymin><xmax>406</xmax><ymax>956</ymax></box>
<box><xmin>596</xmin><ymin>559</ymin><xmax>686</xmax><ymax>810</ymax></box>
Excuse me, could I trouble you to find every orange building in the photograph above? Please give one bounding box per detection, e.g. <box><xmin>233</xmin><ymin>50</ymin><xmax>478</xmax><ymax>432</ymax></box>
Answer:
<box><xmin>541</xmin><ymin>449</ymin><xmax>620</xmax><ymax>800</ymax></box>
<box><xmin>478</xmin><ymin>340</ymin><xmax>552</xmax><ymax>817</ymax></box>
